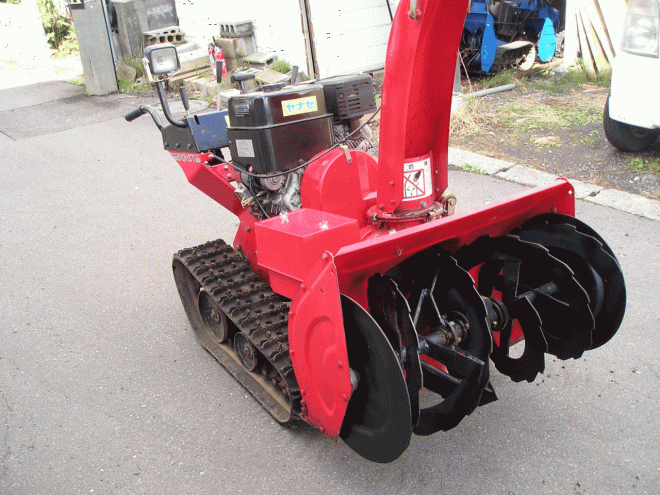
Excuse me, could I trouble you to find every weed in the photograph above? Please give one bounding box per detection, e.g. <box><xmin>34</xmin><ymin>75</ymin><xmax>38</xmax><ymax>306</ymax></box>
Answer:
<box><xmin>37</xmin><ymin>0</ymin><xmax>73</xmax><ymax>50</ymax></box>
<box><xmin>270</xmin><ymin>60</ymin><xmax>291</xmax><ymax>74</ymax></box>
<box><xmin>481</xmin><ymin>70</ymin><xmax>516</xmax><ymax>90</ymax></box>
<box><xmin>631</xmin><ymin>157</ymin><xmax>660</xmax><ymax>174</ymax></box>
<box><xmin>582</xmin><ymin>136</ymin><xmax>597</xmax><ymax>148</ymax></box>
<box><xmin>459</xmin><ymin>163</ymin><xmax>487</xmax><ymax>174</ymax></box>
<box><xmin>71</xmin><ymin>76</ymin><xmax>85</xmax><ymax>87</ymax></box>
<box><xmin>117</xmin><ymin>73</ymin><xmax>135</xmax><ymax>93</ymax></box>
<box><xmin>122</xmin><ymin>57</ymin><xmax>145</xmax><ymax>79</ymax></box>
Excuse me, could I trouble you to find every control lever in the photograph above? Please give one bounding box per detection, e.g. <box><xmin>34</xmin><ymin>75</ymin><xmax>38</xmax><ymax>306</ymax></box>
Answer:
<box><xmin>179</xmin><ymin>86</ymin><xmax>190</xmax><ymax>117</ymax></box>
<box><xmin>231</xmin><ymin>72</ymin><xmax>256</xmax><ymax>94</ymax></box>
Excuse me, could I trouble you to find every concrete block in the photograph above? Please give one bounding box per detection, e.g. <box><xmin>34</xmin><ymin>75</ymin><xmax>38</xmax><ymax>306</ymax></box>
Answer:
<box><xmin>144</xmin><ymin>0</ymin><xmax>179</xmax><ymax>31</ymax></box>
<box><xmin>144</xmin><ymin>26</ymin><xmax>185</xmax><ymax>46</ymax></box>
<box><xmin>219</xmin><ymin>20</ymin><xmax>253</xmax><ymax>38</ymax></box>
<box><xmin>224</xmin><ymin>57</ymin><xmax>242</xmax><ymax>72</ymax></box>
<box><xmin>111</xmin><ymin>0</ymin><xmax>148</xmax><ymax>59</ymax></box>
<box><xmin>245</xmin><ymin>51</ymin><xmax>276</xmax><ymax>70</ymax></box>
<box><xmin>255</xmin><ymin>68</ymin><xmax>290</xmax><ymax>86</ymax></box>
<box><xmin>178</xmin><ymin>48</ymin><xmax>210</xmax><ymax>72</ymax></box>
<box><xmin>115</xmin><ymin>60</ymin><xmax>137</xmax><ymax>81</ymax></box>
<box><xmin>215</xmin><ymin>36</ymin><xmax>256</xmax><ymax>59</ymax></box>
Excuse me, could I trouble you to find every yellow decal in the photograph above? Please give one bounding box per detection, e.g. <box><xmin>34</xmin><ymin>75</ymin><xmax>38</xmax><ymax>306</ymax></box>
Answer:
<box><xmin>282</xmin><ymin>96</ymin><xmax>318</xmax><ymax>117</ymax></box>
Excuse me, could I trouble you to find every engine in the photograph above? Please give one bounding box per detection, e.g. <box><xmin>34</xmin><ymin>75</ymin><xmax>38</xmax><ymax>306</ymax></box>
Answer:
<box><xmin>226</xmin><ymin>74</ymin><xmax>376</xmax><ymax>219</ymax></box>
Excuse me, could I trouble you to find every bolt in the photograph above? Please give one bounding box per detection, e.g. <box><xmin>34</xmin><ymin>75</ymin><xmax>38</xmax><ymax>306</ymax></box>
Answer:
<box><xmin>227</xmin><ymin>173</ymin><xmax>232</xmax><ymax>179</ymax></box>
<box><xmin>224</xmin><ymin>164</ymin><xmax>229</xmax><ymax>170</ymax></box>
<box><xmin>337</xmin><ymin>361</ymin><xmax>343</xmax><ymax>369</ymax></box>
<box><xmin>396</xmin><ymin>249</ymin><xmax>403</xmax><ymax>256</ymax></box>
<box><xmin>379</xmin><ymin>204</ymin><xmax>384</xmax><ymax>210</ymax></box>
<box><xmin>390</xmin><ymin>181</ymin><xmax>395</xmax><ymax>186</ymax></box>
<box><xmin>321</xmin><ymin>254</ymin><xmax>327</xmax><ymax>260</ymax></box>
<box><xmin>245</xmin><ymin>226</ymin><xmax>251</xmax><ymax>232</ymax></box>
<box><xmin>342</xmin><ymin>394</ymin><xmax>349</xmax><ymax>402</ymax></box>
<box><xmin>391</xmin><ymin>199</ymin><xmax>396</xmax><ymax>204</ymax></box>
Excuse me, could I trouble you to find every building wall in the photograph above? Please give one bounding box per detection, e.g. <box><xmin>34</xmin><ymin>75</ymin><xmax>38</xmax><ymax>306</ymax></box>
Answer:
<box><xmin>174</xmin><ymin>0</ymin><xmax>400</xmax><ymax>77</ymax></box>
<box><xmin>307</xmin><ymin>0</ymin><xmax>400</xmax><ymax>77</ymax></box>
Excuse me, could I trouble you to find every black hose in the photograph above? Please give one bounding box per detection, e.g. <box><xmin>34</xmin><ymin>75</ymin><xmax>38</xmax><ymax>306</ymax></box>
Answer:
<box><xmin>247</xmin><ymin>176</ymin><xmax>270</xmax><ymax>219</ymax></box>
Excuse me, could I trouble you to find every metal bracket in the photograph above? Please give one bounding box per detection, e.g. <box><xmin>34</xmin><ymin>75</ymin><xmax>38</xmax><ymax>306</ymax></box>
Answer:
<box><xmin>66</xmin><ymin>0</ymin><xmax>84</xmax><ymax>10</ymax></box>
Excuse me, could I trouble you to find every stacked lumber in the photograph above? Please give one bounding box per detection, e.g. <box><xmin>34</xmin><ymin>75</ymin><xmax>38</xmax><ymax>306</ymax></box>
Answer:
<box><xmin>563</xmin><ymin>0</ymin><xmax>627</xmax><ymax>75</ymax></box>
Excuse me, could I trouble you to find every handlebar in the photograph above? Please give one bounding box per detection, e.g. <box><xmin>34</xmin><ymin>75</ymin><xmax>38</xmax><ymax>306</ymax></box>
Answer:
<box><xmin>124</xmin><ymin>105</ymin><xmax>165</xmax><ymax>130</ymax></box>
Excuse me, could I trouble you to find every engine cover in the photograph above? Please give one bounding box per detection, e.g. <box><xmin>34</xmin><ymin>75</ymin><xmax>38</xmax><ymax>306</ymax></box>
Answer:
<box><xmin>227</xmin><ymin>84</ymin><xmax>333</xmax><ymax>174</ymax></box>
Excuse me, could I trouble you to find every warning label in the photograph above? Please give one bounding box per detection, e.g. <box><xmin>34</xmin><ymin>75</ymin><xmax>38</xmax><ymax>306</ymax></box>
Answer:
<box><xmin>402</xmin><ymin>157</ymin><xmax>432</xmax><ymax>201</ymax></box>
<box><xmin>236</xmin><ymin>139</ymin><xmax>255</xmax><ymax>158</ymax></box>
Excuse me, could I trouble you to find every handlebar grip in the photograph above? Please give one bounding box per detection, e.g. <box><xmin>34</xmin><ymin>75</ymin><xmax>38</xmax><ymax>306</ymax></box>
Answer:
<box><xmin>125</xmin><ymin>107</ymin><xmax>145</xmax><ymax>122</ymax></box>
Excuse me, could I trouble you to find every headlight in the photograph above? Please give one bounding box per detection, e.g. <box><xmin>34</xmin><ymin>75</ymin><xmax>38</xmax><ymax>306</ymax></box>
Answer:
<box><xmin>622</xmin><ymin>0</ymin><xmax>660</xmax><ymax>57</ymax></box>
<box><xmin>144</xmin><ymin>44</ymin><xmax>181</xmax><ymax>76</ymax></box>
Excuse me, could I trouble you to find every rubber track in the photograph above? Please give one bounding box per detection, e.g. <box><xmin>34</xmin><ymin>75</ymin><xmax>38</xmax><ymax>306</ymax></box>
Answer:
<box><xmin>173</xmin><ymin>239</ymin><xmax>302</xmax><ymax>422</ymax></box>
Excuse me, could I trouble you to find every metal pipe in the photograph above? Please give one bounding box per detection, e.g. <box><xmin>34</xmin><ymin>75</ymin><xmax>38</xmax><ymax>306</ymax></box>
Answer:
<box><xmin>466</xmin><ymin>83</ymin><xmax>516</xmax><ymax>98</ymax></box>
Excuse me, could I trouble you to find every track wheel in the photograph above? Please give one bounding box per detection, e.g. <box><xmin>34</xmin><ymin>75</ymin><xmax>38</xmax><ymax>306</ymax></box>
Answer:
<box><xmin>516</xmin><ymin>214</ymin><xmax>626</xmax><ymax>350</ymax></box>
<box><xmin>457</xmin><ymin>235</ymin><xmax>595</xmax><ymax>376</ymax></box>
<box><xmin>198</xmin><ymin>290</ymin><xmax>230</xmax><ymax>343</ymax></box>
<box><xmin>234</xmin><ymin>332</ymin><xmax>259</xmax><ymax>372</ymax></box>
<box><xmin>339</xmin><ymin>296</ymin><xmax>412</xmax><ymax>464</ymax></box>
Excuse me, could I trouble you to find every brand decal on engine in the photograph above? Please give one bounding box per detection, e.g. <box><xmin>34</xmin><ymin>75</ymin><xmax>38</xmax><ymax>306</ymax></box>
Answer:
<box><xmin>282</xmin><ymin>96</ymin><xmax>318</xmax><ymax>117</ymax></box>
<box><xmin>402</xmin><ymin>157</ymin><xmax>433</xmax><ymax>201</ymax></box>
<box><xmin>171</xmin><ymin>152</ymin><xmax>201</xmax><ymax>163</ymax></box>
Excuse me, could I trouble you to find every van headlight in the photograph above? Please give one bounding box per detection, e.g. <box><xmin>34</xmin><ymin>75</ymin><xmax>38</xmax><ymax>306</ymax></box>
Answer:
<box><xmin>622</xmin><ymin>0</ymin><xmax>660</xmax><ymax>57</ymax></box>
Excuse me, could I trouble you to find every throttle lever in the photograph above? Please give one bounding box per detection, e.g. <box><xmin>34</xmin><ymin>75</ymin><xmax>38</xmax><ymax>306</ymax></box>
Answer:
<box><xmin>179</xmin><ymin>86</ymin><xmax>190</xmax><ymax>116</ymax></box>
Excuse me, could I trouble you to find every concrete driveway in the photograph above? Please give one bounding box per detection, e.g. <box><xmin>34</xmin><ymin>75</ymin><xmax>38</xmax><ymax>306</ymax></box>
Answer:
<box><xmin>1</xmin><ymin>78</ymin><xmax>659</xmax><ymax>495</ymax></box>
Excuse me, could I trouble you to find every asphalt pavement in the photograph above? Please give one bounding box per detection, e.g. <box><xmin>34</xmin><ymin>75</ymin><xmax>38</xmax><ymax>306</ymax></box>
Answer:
<box><xmin>1</xmin><ymin>71</ymin><xmax>659</xmax><ymax>495</ymax></box>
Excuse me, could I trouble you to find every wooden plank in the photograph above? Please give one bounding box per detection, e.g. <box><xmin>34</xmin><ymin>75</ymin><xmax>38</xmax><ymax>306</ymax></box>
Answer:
<box><xmin>588</xmin><ymin>0</ymin><xmax>615</xmax><ymax>62</ymax></box>
<box><xmin>576</xmin><ymin>7</ymin><xmax>597</xmax><ymax>78</ymax></box>
<box><xmin>580</xmin><ymin>4</ymin><xmax>609</xmax><ymax>72</ymax></box>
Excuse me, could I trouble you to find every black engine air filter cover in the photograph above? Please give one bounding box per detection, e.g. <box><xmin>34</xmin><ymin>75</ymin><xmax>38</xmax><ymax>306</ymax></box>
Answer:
<box><xmin>227</xmin><ymin>84</ymin><xmax>333</xmax><ymax>174</ymax></box>
<box><xmin>319</xmin><ymin>74</ymin><xmax>376</xmax><ymax>122</ymax></box>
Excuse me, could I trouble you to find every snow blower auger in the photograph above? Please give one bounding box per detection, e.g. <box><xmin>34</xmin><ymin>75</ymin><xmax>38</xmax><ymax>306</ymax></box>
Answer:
<box><xmin>125</xmin><ymin>0</ymin><xmax>625</xmax><ymax>464</ymax></box>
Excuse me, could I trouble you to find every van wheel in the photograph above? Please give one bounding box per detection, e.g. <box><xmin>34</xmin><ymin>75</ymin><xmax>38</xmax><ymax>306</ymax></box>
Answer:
<box><xmin>603</xmin><ymin>96</ymin><xmax>659</xmax><ymax>152</ymax></box>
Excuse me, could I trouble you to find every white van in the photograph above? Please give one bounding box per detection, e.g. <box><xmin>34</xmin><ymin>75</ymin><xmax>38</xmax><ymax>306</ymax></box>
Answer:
<box><xmin>604</xmin><ymin>0</ymin><xmax>660</xmax><ymax>151</ymax></box>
